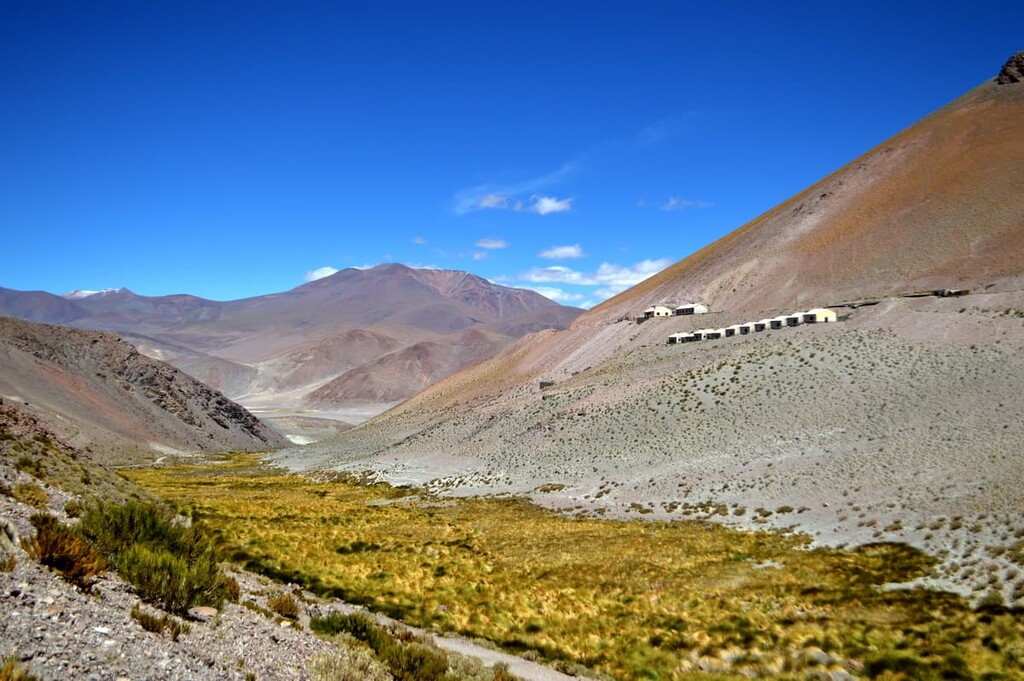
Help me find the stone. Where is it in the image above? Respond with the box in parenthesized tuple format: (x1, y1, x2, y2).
(996, 52, 1024, 85)
(188, 606, 218, 622)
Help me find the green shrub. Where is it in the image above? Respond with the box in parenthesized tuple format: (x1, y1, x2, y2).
(267, 592, 300, 619)
(310, 647, 390, 681)
(77, 500, 185, 556)
(116, 542, 233, 615)
(21, 514, 104, 590)
(310, 612, 448, 681)
(11, 483, 48, 509)
(77, 500, 236, 615)
(63, 499, 85, 518)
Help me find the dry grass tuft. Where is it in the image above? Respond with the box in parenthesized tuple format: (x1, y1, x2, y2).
(21, 514, 105, 590)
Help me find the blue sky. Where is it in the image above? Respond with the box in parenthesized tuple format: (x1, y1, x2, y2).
(1, 2, 1018, 308)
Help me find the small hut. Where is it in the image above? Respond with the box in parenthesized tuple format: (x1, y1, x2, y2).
(725, 324, 743, 337)
(784, 313, 803, 327)
(704, 328, 724, 340)
(674, 303, 709, 316)
(802, 308, 837, 323)
(753, 319, 772, 332)
(738, 322, 755, 335)
(769, 316, 787, 330)
(643, 305, 673, 319)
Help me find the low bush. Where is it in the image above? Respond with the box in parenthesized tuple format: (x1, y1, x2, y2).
(116, 542, 232, 615)
(310, 612, 448, 681)
(11, 483, 48, 509)
(130, 603, 190, 641)
(266, 592, 300, 619)
(63, 499, 85, 518)
(310, 646, 390, 681)
(21, 514, 104, 590)
(77, 500, 236, 615)
(0, 656, 39, 681)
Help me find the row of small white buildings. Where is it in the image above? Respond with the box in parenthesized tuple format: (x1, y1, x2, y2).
(666, 308, 838, 344)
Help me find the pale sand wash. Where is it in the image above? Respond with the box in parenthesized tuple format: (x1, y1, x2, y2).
(272, 293, 1024, 607)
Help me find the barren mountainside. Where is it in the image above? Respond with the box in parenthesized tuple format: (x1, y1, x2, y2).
(0, 317, 288, 460)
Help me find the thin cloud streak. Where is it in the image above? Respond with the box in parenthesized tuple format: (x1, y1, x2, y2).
(475, 238, 508, 249)
(539, 244, 584, 259)
(453, 161, 578, 215)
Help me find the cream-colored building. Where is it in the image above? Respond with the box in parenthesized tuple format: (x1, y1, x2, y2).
(802, 308, 838, 323)
(674, 303, 709, 315)
(643, 305, 674, 319)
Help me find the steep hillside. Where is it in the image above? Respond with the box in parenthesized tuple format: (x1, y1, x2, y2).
(273, 66, 1024, 606)
(0, 317, 288, 461)
(583, 76, 1024, 325)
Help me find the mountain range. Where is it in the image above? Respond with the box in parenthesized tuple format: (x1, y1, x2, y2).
(0, 264, 582, 436)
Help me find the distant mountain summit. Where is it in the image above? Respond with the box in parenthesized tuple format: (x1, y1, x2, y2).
(0, 264, 581, 421)
(62, 288, 129, 300)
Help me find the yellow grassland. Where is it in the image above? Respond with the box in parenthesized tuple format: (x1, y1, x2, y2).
(125, 456, 1024, 680)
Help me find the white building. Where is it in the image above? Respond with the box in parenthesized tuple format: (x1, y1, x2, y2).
(674, 303, 709, 315)
(643, 305, 674, 319)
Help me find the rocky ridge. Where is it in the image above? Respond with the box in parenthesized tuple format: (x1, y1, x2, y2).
(996, 50, 1024, 84)
(0, 317, 288, 462)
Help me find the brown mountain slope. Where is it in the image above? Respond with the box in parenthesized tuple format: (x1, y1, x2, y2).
(306, 328, 510, 406)
(0, 317, 288, 461)
(583, 78, 1024, 326)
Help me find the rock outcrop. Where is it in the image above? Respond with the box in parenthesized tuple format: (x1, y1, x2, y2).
(996, 51, 1024, 84)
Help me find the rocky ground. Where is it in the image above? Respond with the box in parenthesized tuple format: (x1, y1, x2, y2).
(273, 291, 1024, 609)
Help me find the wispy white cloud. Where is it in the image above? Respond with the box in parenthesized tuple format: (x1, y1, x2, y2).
(477, 194, 509, 209)
(528, 195, 572, 215)
(639, 196, 713, 211)
(452, 161, 578, 215)
(517, 258, 671, 301)
(504, 258, 670, 307)
(305, 266, 339, 282)
(475, 238, 508, 250)
(539, 244, 584, 259)
(472, 251, 488, 260)
(412, 236, 427, 244)
(662, 196, 712, 211)
(523, 286, 586, 304)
